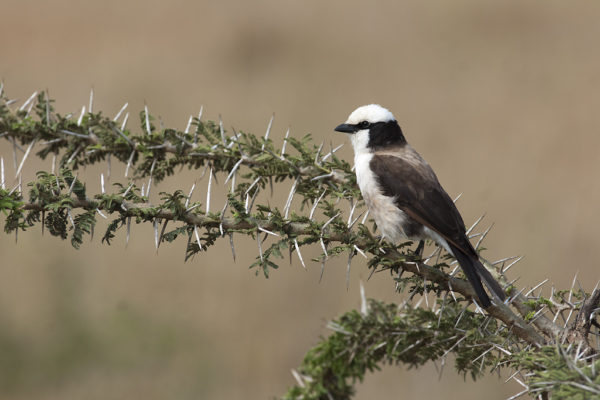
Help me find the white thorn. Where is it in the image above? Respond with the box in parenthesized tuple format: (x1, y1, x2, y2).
(10, 137, 17, 170)
(466, 213, 486, 235)
(294, 239, 306, 269)
(280, 127, 290, 158)
(506, 389, 529, 400)
(194, 225, 202, 250)
(194, 106, 203, 144)
(360, 281, 368, 315)
(348, 211, 365, 230)
(60, 129, 89, 139)
(231, 168, 237, 192)
(146, 158, 157, 197)
(206, 166, 213, 214)
(322, 212, 341, 230)
(347, 199, 358, 227)
(219, 198, 229, 236)
(354, 245, 367, 259)
(122, 182, 133, 198)
(502, 255, 523, 274)
(229, 233, 236, 261)
(186, 203, 200, 213)
(67, 209, 75, 229)
(19, 91, 38, 112)
(26, 97, 36, 116)
(491, 255, 519, 266)
(96, 209, 107, 219)
(321, 143, 344, 162)
(525, 279, 549, 297)
(107, 154, 111, 180)
(361, 209, 370, 225)
(219, 115, 226, 145)
(224, 158, 244, 185)
(314, 141, 324, 164)
(474, 222, 494, 250)
(77, 106, 86, 126)
(146, 178, 152, 198)
(88, 88, 94, 114)
(184, 115, 193, 134)
(67, 173, 78, 195)
(243, 191, 253, 214)
(100, 173, 105, 194)
(51, 154, 56, 175)
(144, 104, 151, 135)
(154, 219, 159, 249)
(244, 177, 261, 196)
(258, 226, 280, 237)
(121, 112, 129, 130)
(453, 192, 463, 203)
(126, 217, 131, 246)
(15, 139, 36, 178)
(320, 237, 328, 259)
(309, 190, 327, 220)
(261, 114, 274, 151)
(0, 156, 4, 189)
(311, 172, 334, 181)
(113, 102, 128, 121)
(125, 149, 135, 178)
(257, 230, 264, 262)
(290, 369, 306, 388)
(568, 272, 579, 304)
(185, 181, 196, 208)
(346, 251, 354, 289)
(283, 179, 298, 219)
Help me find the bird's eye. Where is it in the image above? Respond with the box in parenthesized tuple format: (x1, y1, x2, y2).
(358, 121, 370, 129)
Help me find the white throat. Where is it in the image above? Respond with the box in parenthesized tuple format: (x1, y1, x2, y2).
(348, 130, 371, 158)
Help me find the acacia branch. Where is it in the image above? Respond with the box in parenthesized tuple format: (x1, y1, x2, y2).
(1, 88, 599, 399)
(12, 193, 553, 348)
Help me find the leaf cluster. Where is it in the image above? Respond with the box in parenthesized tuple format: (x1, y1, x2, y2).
(283, 298, 507, 400)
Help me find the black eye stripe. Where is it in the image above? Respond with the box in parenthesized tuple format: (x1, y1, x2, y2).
(358, 121, 370, 129)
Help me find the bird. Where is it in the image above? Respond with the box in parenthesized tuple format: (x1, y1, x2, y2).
(335, 104, 505, 308)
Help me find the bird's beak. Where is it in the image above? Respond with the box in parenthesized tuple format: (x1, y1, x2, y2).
(334, 123, 356, 134)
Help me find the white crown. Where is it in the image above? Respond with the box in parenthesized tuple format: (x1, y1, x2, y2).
(345, 104, 395, 125)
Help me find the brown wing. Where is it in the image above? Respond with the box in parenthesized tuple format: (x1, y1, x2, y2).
(369, 154, 474, 254)
(370, 154, 506, 305)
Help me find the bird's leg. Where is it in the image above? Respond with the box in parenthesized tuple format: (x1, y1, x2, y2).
(414, 240, 425, 258)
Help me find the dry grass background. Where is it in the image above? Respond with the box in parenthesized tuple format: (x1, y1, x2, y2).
(1, 1, 599, 399)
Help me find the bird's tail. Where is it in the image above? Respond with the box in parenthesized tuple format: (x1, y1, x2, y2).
(448, 244, 506, 308)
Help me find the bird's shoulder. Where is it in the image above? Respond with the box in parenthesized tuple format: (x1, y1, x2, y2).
(370, 146, 438, 186)
(368, 149, 467, 235)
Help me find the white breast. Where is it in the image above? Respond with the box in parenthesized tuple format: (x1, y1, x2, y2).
(354, 153, 408, 242)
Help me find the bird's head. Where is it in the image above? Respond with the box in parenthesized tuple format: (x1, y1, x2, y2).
(335, 104, 405, 153)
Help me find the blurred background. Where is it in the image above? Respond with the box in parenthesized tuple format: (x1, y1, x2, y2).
(1, 0, 600, 398)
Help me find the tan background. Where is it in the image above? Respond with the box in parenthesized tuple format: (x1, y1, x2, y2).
(1, 1, 599, 399)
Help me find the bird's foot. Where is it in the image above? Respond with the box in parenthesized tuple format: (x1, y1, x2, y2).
(412, 240, 425, 259)
(415, 240, 425, 256)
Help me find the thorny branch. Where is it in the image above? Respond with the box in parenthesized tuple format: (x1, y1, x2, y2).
(1, 87, 599, 399)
